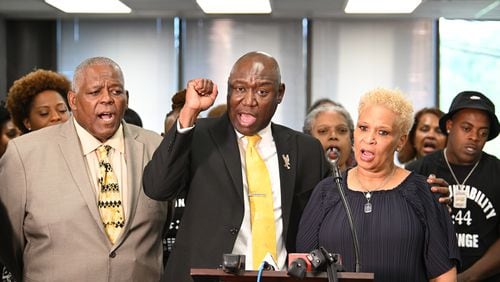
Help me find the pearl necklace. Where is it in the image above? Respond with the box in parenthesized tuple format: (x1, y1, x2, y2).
(354, 167, 396, 214)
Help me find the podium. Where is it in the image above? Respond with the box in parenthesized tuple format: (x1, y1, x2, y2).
(191, 268, 374, 281)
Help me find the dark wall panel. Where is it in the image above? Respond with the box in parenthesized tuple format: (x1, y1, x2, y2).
(6, 20, 57, 94)
(0, 18, 7, 101)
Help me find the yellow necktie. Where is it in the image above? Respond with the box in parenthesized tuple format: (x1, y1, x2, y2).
(245, 135, 277, 269)
(96, 145, 125, 244)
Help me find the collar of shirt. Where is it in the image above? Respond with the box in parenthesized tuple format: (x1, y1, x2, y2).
(235, 122, 274, 158)
(73, 117, 125, 155)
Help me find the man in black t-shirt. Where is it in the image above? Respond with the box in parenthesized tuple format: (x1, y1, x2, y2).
(407, 91, 500, 281)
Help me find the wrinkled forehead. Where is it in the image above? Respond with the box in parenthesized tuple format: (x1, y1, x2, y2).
(80, 64, 124, 86)
(229, 58, 280, 83)
(87, 64, 122, 79)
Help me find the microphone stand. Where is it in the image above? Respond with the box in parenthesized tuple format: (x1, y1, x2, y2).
(326, 149, 361, 272)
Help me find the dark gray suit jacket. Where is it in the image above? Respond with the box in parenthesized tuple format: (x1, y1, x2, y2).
(143, 114, 329, 282)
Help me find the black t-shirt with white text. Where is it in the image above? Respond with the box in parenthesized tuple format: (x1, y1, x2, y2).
(407, 150, 500, 281)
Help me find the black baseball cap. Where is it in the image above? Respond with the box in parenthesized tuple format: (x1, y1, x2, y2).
(439, 91, 499, 141)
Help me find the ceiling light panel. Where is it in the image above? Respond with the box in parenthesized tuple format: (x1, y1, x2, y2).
(345, 0, 422, 14)
(45, 0, 132, 14)
(196, 0, 272, 14)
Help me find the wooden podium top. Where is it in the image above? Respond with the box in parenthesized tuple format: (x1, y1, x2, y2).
(191, 268, 374, 282)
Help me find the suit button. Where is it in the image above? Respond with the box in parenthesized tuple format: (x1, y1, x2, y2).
(110, 251, 117, 258)
(230, 228, 238, 235)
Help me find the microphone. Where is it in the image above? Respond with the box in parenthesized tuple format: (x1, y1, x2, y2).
(255, 253, 276, 282)
(287, 257, 309, 279)
(325, 148, 361, 272)
(326, 146, 340, 162)
(308, 247, 343, 272)
(288, 253, 313, 277)
(287, 249, 343, 281)
(326, 148, 342, 181)
(287, 253, 313, 278)
(261, 252, 278, 271)
(222, 254, 245, 274)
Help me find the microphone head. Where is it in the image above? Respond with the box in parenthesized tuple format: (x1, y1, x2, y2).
(222, 254, 245, 273)
(287, 253, 313, 279)
(261, 252, 278, 271)
(325, 147, 341, 166)
(287, 258, 307, 279)
(288, 253, 312, 272)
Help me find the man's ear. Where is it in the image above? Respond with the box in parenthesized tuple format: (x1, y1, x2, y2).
(67, 91, 77, 111)
(277, 83, 285, 104)
(446, 119, 453, 134)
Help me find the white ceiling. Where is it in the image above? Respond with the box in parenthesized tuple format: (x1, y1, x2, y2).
(1, 0, 500, 20)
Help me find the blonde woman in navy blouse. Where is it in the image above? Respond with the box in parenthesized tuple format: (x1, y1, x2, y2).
(297, 88, 459, 281)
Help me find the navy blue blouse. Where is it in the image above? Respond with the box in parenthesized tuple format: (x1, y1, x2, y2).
(296, 170, 460, 281)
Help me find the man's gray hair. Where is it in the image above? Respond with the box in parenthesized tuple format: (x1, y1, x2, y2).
(72, 57, 124, 92)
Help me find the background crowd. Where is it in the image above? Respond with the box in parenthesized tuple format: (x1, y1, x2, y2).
(0, 52, 499, 282)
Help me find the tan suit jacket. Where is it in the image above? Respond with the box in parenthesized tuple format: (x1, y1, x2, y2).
(0, 118, 168, 282)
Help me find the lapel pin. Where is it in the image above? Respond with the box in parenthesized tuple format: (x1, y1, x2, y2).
(282, 154, 291, 170)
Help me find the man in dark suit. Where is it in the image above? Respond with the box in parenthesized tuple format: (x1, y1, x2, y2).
(143, 51, 330, 282)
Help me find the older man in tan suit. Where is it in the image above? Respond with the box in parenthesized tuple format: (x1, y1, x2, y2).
(0, 57, 183, 281)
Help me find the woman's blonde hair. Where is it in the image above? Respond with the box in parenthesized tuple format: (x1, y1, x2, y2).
(358, 88, 414, 136)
